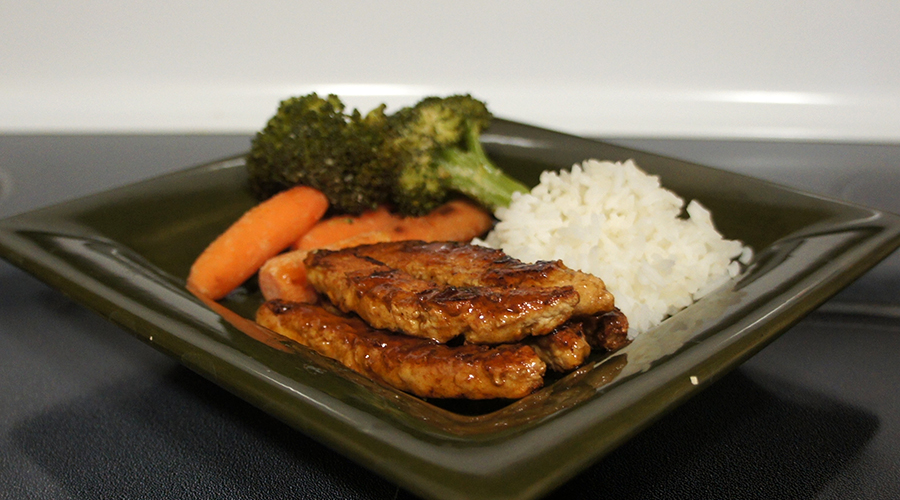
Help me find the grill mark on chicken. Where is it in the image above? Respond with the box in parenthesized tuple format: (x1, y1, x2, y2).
(305, 248, 580, 344)
(348, 240, 615, 316)
(256, 300, 547, 399)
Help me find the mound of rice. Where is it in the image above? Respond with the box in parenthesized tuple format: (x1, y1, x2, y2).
(478, 159, 751, 336)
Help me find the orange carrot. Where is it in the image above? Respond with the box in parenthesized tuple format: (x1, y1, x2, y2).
(258, 250, 319, 303)
(295, 199, 493, 250)
(187, 186, 329, 300)
(379, 199, 494, 242)
(260, 199, 494, 303)
(294, 205, 395, 250)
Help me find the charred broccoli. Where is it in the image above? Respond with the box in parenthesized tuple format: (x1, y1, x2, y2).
(246, 92, 527, 217)
(386, 95, 529, 215)
(246, 93, 394, 214)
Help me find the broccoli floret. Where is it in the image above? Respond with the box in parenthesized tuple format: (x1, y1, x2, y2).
(246, 93, 394, 214)
(386, 95, 528, 215)
(246, 92, 525, 217)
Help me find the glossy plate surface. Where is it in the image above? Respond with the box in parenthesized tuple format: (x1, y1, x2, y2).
(2, 120, 899, 500)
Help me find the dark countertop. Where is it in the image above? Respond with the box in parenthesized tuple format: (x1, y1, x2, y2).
(1, 135, 898, 499)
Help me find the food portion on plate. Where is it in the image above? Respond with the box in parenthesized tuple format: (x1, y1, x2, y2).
(479, 158, 754, 335)
(243, 92, 528, 217)
(187, 93, 750, 400)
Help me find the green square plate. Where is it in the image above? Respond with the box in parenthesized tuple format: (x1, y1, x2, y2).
(2, 120, 899, 500)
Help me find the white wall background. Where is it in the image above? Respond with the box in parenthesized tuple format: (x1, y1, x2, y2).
(3, 1, 899, 141)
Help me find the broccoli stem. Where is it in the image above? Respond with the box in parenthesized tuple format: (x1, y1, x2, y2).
(437, 127, 529, 210)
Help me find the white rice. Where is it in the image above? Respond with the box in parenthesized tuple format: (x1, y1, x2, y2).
(477, 159, 752, 336)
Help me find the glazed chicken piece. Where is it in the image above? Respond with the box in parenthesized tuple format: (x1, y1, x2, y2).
(526, 308, 631, 372)
(526, 322, 592, 372)
(256, 300, 547, 399)
(583, 308, 630, 352)
(304, 248, 580, 344)
(349, 240, 615, 316)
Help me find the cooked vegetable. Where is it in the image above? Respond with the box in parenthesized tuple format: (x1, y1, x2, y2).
(385, 95, 529, 215)
(295, 199, 493, 250)
(246, 92, 528, 217)
(257, 249, 319, 304)
(187, 185, 329, 300)
(293, 205, 396, 250)
(246, 93, 394, 215)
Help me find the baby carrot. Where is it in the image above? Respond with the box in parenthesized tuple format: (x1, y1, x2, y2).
(258, 249, 319, 303)
(295, 199, 493, 250)
(294, 205, 395, 250)
(381, 199, 494, 242)
(187, 185, 329, 300)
